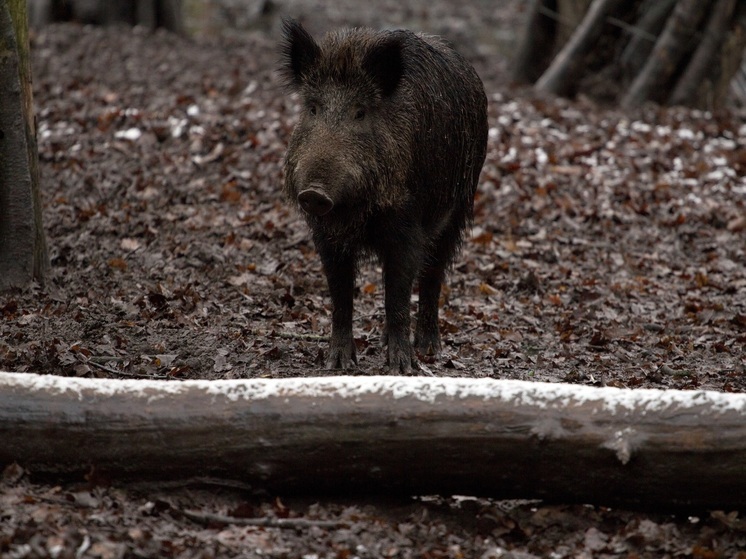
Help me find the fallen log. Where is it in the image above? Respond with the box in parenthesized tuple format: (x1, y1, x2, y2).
(1, 371, 745, 509)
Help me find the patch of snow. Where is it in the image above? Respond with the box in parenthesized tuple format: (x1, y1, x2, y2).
(114, 128, 142, 141)
(0, 372, 744, 416)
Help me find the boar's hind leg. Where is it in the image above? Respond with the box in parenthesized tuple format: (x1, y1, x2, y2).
(320, 250, 357, 370)
(415, 222, 464, 356)
(414, 262, 444, 356)
(382, 242, 422, 374)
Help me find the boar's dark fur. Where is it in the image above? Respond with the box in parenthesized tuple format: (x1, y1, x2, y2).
(281, 19, 488, 373)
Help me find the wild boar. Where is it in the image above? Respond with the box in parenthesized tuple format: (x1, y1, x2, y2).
(281, 19, 488, 372)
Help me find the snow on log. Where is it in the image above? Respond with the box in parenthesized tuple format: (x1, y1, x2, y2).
(1, 371, 745, 509)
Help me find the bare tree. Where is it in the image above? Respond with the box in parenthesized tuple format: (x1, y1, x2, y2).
(0, 0, 48, 290)
(28, 0, 184, 32)
(513, 0, 746, 109)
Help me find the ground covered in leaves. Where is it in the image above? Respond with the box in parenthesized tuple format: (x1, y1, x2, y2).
(2, 1, 746, 557)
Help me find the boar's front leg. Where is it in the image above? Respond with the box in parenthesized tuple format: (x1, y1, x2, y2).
(319, 248, 357, 370)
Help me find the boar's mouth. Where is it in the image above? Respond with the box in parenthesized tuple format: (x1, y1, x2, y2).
(297, 186, 334, 216)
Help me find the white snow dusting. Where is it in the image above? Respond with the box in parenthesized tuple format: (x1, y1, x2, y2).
(0, 372, 744, 416)
(114, 127, 142, 141)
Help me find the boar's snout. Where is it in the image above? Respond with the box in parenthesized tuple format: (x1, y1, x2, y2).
(298, 186, 334, 216)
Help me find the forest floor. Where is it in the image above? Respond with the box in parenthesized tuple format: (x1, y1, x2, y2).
(2, 1, 746, 557)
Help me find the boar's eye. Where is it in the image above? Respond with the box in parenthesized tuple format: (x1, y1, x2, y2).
(354, 108, 366, 121)
(308, 102, 319, 116)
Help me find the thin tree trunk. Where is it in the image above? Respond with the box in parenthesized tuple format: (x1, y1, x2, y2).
(0, 0, 49, 290)
(621, 0, 712, 109)
(158, 0, 183, 35)
(669, 0, 736, 107)
(619, 0, 677, 81)
(534, 0, 625, 96)
(2, 372, 746, 510)
(511, 0, 558, 84)
(722, 3, 746, 108)
(136, 0, 157, 29)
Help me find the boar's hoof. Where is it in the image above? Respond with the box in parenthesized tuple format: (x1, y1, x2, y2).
(298, 188, 334, 216)
(414, 330, 441, 356)
(386, 342, 418, 375)
(326, 340, 357, 370)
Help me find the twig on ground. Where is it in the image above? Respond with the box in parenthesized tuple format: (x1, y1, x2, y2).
(275, 331, 327, 341)
(182, 509, 352, 529)
(87, 360, 130, 376)
(129, 476, 257, 493)
(87, 359, 169, 380)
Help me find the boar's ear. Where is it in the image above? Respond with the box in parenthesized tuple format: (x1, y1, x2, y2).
(363, 33, 405, 97)
(280, 18, 320, 87)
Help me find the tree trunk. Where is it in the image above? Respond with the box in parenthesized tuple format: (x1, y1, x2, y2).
(516, 0, 746, 108)
(27, 0, 184, 32)
(0, 0, 49, 290)
(619, 0, 677, 80)
(535, 0, 626, 96)
(719, 3, 746, 109)
(621, 0, 712, 109)
(156, 0, 183, 35)
(668, 0, 736, 106)
(510, 0, 559, 84)
(2, 372, 746, 510)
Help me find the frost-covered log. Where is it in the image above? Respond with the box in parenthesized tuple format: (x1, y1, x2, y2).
(1, 372, 745, 509)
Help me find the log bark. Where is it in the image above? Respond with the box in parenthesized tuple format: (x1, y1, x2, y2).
(0, 0, 49, 289)
(534, 0, 625, 96)
(1, 372, 746, 510)
(621, 0, 712, 109)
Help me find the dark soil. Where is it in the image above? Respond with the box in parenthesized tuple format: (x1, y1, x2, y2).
(2, 1, 746, 557)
